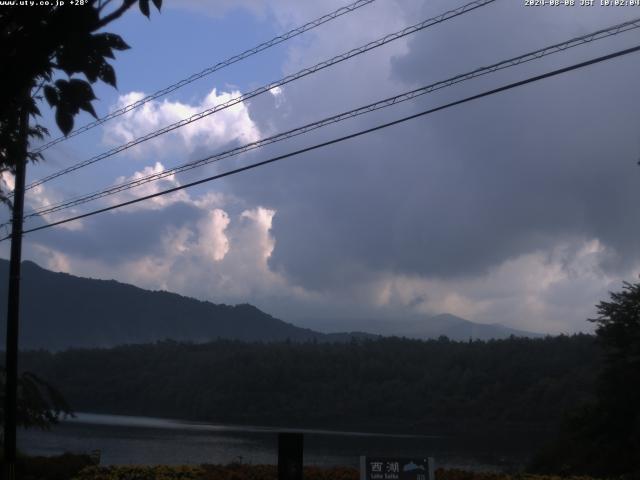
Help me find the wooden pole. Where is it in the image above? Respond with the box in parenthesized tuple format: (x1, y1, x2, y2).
(278, 432, 304, 480)
(3, 93, 29, 480)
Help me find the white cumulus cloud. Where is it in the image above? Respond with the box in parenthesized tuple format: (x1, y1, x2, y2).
(103, 89, 261, 159)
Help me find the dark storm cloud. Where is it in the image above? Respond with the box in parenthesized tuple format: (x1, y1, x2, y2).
(223, 1, 640, 291)
(31, 201, 204, 262)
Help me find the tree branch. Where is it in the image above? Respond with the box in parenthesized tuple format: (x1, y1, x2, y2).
(96, 0, 137, 29)
(98, 0, 116, 13)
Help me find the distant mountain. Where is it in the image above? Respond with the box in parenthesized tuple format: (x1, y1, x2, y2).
(0, 259, 539, 350)
(388, 313, 543, 341)
(299, 313, 543, 341)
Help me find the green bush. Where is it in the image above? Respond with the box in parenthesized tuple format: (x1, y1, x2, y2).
(69, 464, 607, 480)
(14, 453, 96, 480)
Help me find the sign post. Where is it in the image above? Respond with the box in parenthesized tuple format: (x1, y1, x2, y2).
(278, 433, 304, 480)
(360, 457, 434, 480)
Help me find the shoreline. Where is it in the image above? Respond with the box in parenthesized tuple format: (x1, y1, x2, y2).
(60, 410, 556, 439)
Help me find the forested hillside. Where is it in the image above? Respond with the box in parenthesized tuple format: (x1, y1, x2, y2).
(20, 335, 599, 433)
(0, 260, 326, 349)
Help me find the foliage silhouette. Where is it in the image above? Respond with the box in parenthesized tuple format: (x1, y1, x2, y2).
(531, 280, 640, 478)
(0, 0, 162, 454)
(0, 0, 162, 203)
(0, 369, 72, 431)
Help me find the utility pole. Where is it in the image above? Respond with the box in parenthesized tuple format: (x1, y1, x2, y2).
(3, 92, 30, 480)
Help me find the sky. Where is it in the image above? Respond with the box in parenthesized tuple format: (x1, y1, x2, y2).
(2, 0, 640, 335)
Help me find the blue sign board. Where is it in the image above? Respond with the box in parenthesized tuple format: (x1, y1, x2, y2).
(360, 457, 434, 480)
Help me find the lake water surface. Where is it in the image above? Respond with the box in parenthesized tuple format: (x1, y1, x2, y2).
(19, 413, 541, 472)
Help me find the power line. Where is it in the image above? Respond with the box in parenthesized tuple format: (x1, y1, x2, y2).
(22, 0, 496, 194)
(5, 43, 639, 241)
(22, 16, 640, 221)
(30, 0, 377, 155)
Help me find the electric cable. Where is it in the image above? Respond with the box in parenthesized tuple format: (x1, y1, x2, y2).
(21, 0, 496, 194)
(3, 43, 637, 241)
(22, 17, 640, 221)
(30, 0, 378, 155)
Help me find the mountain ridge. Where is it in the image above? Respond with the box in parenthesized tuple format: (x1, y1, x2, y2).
(0, 260, 330, 350)
(298, 312, 542, 342)
(0, 259, 541, 350)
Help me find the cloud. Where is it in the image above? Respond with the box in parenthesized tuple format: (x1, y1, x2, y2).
(1, 171, 15, 192)
(365, 237, 631, 333)
(197, 209, 230, 262)
(23, 164, 316, 313)
(210, 0, 640, 330)
(107, 161, 190, 211)
(16, 0, 640, 335)
(103, 89, 261, 160)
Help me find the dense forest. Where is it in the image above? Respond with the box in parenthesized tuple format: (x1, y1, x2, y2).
(19, 335, 599, 433)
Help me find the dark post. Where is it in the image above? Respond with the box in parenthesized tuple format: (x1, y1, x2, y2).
(278, 433, 303, 480)
(3, 95, 29, 480)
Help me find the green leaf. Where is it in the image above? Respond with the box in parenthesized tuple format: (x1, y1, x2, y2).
(55, 108, 74, 136)
(139, 0, 150, 18)
(26, 98, 41, 116)
(65, 78, 97, 103)
(56, 43, 93, 78)
(92, 33, 130, 59)
(98, 63, 117, 88)
(56, 32, 129, 81)
(27, 151, 44, 164)
(82, 56, 101, 83)
(30, 125, 49, 140)
(103, 33, 130, 51)
(30, 103, 41, 117)
(53, 79, 98, 133)
(79, 100, 98, 119)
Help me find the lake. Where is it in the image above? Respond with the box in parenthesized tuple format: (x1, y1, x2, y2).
(19, 413, 542, 472)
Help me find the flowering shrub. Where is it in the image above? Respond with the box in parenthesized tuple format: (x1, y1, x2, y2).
(72, 465, 206, 480)
(434, 469, 600, 480)
(70, 465, 606, 480)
